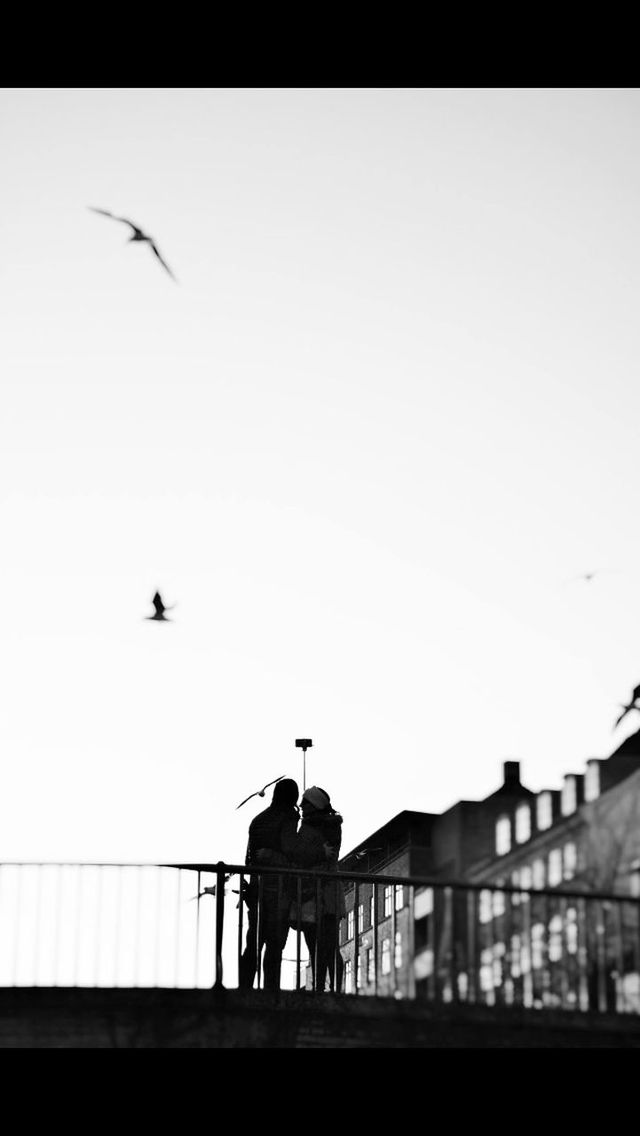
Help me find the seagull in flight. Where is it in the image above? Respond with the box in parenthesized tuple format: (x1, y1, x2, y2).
(236, 775, 286, 810)
(614, 684, 640, 730)
(146, 591, 175, 622)
(88, 207, 177, 281)
(354, 847, 384, 861)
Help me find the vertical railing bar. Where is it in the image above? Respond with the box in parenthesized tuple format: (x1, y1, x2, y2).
(541, 890, 550, 1008)
(133, 866, 143, 989)
(214, 862, 225, 989)
(613, 897, 624, 1013)
(633, 901, 640, 1012)
(73, 864, 83, 988)
(373, 879, 379, 997)
(32, 865, 43, 986)
(294, 875, 302, 990)
(153, 867, 162, 989)
(113, 866, 123, 989)
(523, 887, 533, 1008)
(407, 883, 416, 1000)
(93, 866, 104, 988)
(485, 889, 495, 1007)
(391, 881, 397, 998)
(444, 885, 454, 1002)
(256, 871, 264, 990)
(314, 876, 321, 993)
(596, 898, 607, 1013)
(426, 886, 435, 1002)
(502, 885, 512, 1007)
(52, 865, 63, 988)
(466, 887, 476, 1004)
(237, 870, 245, 989)
(354, 880, 360, 998)
(173, 868, 182, 989)
(11, 867, 23, 987)
(195, 869, 201, 988)
(559, 896, 569, 1010)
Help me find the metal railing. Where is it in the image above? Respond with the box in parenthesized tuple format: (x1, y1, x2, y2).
(0, 861, 638, 1014)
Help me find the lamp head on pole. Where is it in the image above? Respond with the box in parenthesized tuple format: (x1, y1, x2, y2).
(295, 739, 312, 791)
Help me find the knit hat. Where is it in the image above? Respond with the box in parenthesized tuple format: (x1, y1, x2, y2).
(302, 786, 331, 811)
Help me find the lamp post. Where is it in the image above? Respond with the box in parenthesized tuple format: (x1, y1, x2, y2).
(295, 738, 312, 791)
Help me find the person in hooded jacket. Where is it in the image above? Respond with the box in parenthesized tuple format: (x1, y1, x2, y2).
(284, 785, 345, 993)
(238, 777, 300, 991)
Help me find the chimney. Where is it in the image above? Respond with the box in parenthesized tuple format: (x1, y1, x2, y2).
(503, 760, 521, 788)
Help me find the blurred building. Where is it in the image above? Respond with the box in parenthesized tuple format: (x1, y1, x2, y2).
(338, 726, 640, 1005)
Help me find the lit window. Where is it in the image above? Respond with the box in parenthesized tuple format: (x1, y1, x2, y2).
(585, 761, 600, 803)
(414, 887, 433, 919)
(531, 923, 544, 968)
(369, 894, 375, 927)
(344, 959, 353, 993)
(563, 842, 577, 880)
(383, 885, 393, 917)
(381, 938, 391, 975)
(357, 903, 364, 933)
(566, 907, 578, 953)
(532, 859, 545, 889)
(536, 792, 553, 831)
(520, 865, 532, 893)
(347, 909, 354, 940)
(549, 914, 563, 962)
(515, 804, 531, 844)
(356, 955, 362, 989)
(479, 890, 493, 923)
(394, 931, 402, 968)
(561, 777, 577, 816)
(548, 848, 562, 886)
(395, 884, 404, 911)
(496, 816, 511, 855)
(367, 947, 375, 982)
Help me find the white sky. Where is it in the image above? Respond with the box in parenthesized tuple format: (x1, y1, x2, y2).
(2, 87, 640, 866)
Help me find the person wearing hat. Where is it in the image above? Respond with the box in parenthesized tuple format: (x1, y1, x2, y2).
(238, 777, 300, 991)
(284, 785, 345, 993)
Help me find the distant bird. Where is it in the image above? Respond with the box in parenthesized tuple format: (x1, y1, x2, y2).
(236, 775, 286, 810)
(614, 684, 640, 730)
(354, 847, 384, 861)
(146, 591, 175, 622)
(88, 207, 177, 281)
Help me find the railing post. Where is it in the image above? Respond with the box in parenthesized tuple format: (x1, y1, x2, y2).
(214, 861, 226, 989)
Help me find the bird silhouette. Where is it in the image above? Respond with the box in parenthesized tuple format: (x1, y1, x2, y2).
(146, 591, 175, 621)
(354, 847, 384, 861)
(88, 207, 177, 281)
(614, 684, 640, 729)
(236, 775, 286, 810)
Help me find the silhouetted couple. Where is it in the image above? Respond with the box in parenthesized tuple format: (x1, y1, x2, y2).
(238, 779, 345, 993)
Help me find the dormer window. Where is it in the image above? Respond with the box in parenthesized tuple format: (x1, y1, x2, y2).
(536, 791, 553, 831)
(515, 804, 531, 844)
(495, 815, 511, 856)
(584, 761, 600, 802)
(561, 776, 577, 816)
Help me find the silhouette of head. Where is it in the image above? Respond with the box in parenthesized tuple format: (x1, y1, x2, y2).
(272, 778, 299, 807)
(301, 786, 331, 813)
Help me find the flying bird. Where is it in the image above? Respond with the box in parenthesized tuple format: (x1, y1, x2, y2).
(236, 775, 286, 810)
(88, 207, 177, 281)
(146, 591, 175, 621)
(614, 684, 640, 730)
(354, 847, 384, 861)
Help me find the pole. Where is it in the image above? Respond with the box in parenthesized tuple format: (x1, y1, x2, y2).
(295, 739, 312, 794)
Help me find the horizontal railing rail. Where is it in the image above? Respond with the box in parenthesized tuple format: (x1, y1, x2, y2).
(0, 861, 638, 1014)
